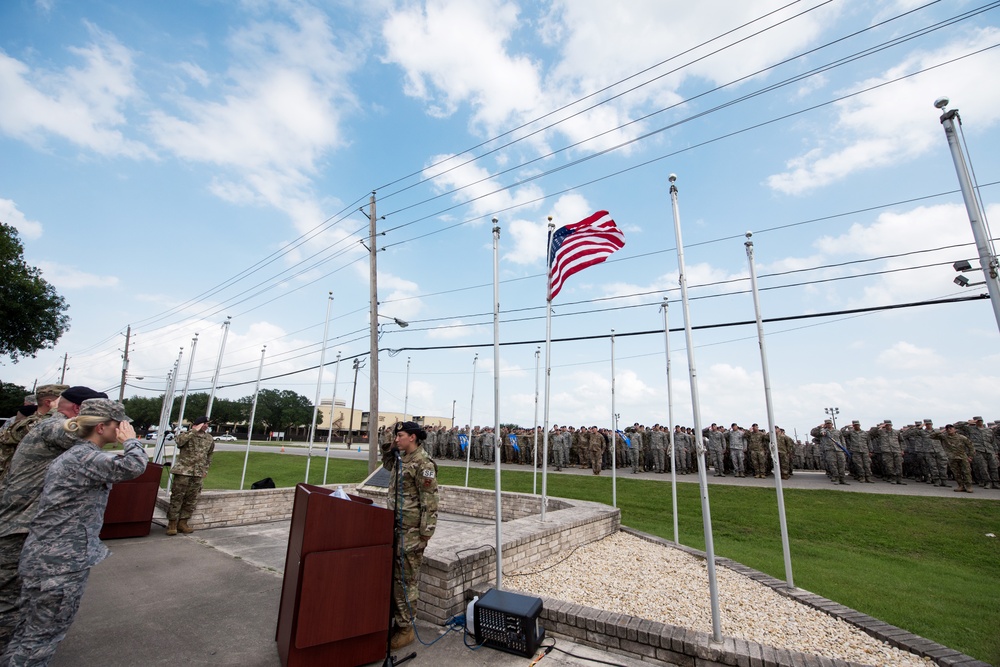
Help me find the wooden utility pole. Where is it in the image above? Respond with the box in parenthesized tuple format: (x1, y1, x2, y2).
(348, 358, 363, 447)
(367, 192, 379, 472)
(59, 354, 68, 384)
(118, 325, 132, 402)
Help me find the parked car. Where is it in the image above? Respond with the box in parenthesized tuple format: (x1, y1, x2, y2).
(214, 434, 238, 442)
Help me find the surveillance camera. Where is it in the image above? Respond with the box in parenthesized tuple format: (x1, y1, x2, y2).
(668, 173, 677, 183)
(934, 97, 949, 110)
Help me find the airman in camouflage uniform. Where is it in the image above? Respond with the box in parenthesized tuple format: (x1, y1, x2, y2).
(166, 416, 215, 536)
(649, 425, 666, 474)
(931, 424, 975, 492)
(775, 427, 795, 480)
(704, 425, 727, 477)
(0, 385, 107, 651)
(1, 399, 146, 666)
(0, 386, 67, 483)
(627, 425, 643, 473)
(586, 426, 604, 475)
(811, 420, 848, 484)
(381, 421, 438, 650)
(870, 420, 905, 485)
(746, 424, 770, 479)
(841, 420, 874, 483)
(727, 425, 746, 477)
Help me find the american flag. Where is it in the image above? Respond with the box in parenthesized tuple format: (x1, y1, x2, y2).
(547, 210, 625, 301)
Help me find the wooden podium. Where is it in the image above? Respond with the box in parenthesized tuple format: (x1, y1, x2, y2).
(276, 484, 394, 667)
(100, 462, 164, 539)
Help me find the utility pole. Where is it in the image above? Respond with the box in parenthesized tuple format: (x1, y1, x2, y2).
(367, 191, 380, 473)
(348, 358, 363, 447)
(59, 354, 68, 384)
(118, 325, 132, 401)
(936, 97, 1000, 335)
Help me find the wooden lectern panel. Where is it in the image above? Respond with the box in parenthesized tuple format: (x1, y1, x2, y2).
(295, 545, 392, 648)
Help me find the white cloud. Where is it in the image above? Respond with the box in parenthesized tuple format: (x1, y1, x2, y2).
(876, 341, 943, 370)
(147, 5, 363, 236)
(0, 199, 43, 240)
(384, 1, 835, 154)
(35, 261, 120, 289)
(0, 23, 151, 158)
(382, 0, 542, 127)
(768, 27, 1000, 194)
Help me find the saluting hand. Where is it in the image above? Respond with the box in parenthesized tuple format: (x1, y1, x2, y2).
(117, 422, 137, 443)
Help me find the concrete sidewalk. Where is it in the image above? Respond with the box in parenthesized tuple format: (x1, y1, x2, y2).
(50, 518, 648, 667)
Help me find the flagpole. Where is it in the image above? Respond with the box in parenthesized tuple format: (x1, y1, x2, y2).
(241, 346, 266, 490)
(541, 217, 555, 522)
(492, 219, 503, 589)
(669, 173, 722, 642)
(661, 298, 679, 544)
(323, 351, 342, 485)
(306, 292, 333, 484)
(403, 357, 411, 421)
(610, 329, 617, 508)
(465, 353, 478, 487)
(532, 346, 540, 495)
(165, 344, 189, 493)
(205, 316, 231, 419)
(745, 232, 794, 589)
(167, 334, 198, 491)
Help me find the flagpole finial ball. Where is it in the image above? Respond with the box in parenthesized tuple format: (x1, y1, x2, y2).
(934, 96, 949, 109)
(668, 173, 677, 183)
(492, 217, 498, 223)
(745, 231, 752, 239)
(547, 216, 553, 222)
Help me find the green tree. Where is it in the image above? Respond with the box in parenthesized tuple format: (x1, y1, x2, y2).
(122, 395, 164, 431)
(239, 389, 312, 437)
(0, 223, 70, 362)
(0, 381, 31, 417)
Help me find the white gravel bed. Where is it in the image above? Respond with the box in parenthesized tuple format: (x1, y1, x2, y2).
(506, 532, 931, 667)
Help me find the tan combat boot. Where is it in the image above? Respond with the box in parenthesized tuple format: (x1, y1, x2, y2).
(166, 520, 178, 536)
(177, 519, 194, 534)
(390, 627, 414, 650)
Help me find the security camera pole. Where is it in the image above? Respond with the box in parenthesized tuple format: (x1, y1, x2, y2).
(936, 97, 1000, 335)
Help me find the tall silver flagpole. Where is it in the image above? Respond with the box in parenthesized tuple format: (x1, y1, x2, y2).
(464, 353, 478, 487)
(745, 233, 795, 588)
(403, 357, 411, 421)
(205, 316, 232, 419)
(541, 218, 555, 521)
(306, 292, 334, 483)
(323, 351, 342, 485)
(163, 348, 185, 491)
(167, 334, 198, 491)
(669, 173, 722, 642)
(241, 346, 267, 490)
(661, 298, 679, 544)
(492, 219, 504, 589)
(174, 334, 199, 437)
(533, 346, 540, 495)
(610, 329, 617, 508)
(153, 355, 180, 465)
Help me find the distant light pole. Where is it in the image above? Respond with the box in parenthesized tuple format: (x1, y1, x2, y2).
(824, 407, 840, 429)
(348, 358, 364, 447)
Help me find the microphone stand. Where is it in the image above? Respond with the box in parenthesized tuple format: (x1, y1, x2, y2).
(383, 448, 416, 667)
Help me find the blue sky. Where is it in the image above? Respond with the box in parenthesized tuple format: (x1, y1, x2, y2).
(2, 0, 999, 437)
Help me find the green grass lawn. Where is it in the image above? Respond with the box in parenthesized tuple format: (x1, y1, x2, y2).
(188, 452, 1000, 663)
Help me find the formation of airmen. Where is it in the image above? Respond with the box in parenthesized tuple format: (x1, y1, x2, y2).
(382, 416, 1000, 491)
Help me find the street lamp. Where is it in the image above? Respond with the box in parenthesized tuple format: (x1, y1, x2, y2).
(824, 407, 840, 429)
(377, 313, 409, 328)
